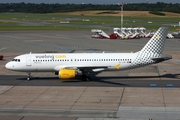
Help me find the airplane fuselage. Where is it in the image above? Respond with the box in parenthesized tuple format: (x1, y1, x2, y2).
(6, 53, 138, 72)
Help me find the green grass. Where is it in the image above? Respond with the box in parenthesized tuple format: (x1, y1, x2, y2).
(0, 21, 19, 24)
(0, 26, 91, 31)
(0, 13, 64, 20)
(0, 13, 180, 31)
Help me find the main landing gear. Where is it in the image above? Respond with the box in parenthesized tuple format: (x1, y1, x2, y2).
(81, 74, 91, 81)
(80, 71, 92, 81)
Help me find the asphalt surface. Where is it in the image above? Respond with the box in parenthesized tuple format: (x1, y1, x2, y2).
(0, 74, 180, 87)
(0, 30, 180, 120)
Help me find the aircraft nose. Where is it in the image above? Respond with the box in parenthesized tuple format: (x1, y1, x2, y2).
(5, 62, 13, 70)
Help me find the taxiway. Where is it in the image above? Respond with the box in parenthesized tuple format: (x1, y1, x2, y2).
(0, 30, 180, 120)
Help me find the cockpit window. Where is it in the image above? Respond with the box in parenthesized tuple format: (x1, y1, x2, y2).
(12, 59, 20, 62)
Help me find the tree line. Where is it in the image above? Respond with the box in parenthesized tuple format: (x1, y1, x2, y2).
(0, 2, 179, 14)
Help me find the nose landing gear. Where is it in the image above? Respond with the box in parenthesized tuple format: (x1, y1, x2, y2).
(27, 72, 31, 81)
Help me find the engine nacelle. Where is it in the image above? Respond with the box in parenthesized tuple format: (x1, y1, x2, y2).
(59, 69, 76, 79)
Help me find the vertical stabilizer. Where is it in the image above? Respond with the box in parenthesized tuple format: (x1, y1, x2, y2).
(128, 27, 170, 69)
(140, 27, 168, 54)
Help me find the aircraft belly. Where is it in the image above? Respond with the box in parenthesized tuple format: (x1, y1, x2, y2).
(21, 62, 56, 72)
(117, 63, 131, 70)
(35, 64, 55, 72)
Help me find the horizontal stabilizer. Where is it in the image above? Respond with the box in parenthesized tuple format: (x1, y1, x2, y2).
(151, 54, 172, 63)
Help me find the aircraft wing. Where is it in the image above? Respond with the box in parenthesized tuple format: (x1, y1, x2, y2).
(54, 65, 112, 72)
(68, 65, 109, 72)
(69, 50, 76, 53)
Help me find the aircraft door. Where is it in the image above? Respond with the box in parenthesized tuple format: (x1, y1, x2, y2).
(26, 55, 32, 66)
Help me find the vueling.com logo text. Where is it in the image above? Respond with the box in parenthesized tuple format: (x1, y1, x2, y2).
(54, 55, 66, 59)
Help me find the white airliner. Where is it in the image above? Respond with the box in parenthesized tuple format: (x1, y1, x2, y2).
(5, 27, 172, 81)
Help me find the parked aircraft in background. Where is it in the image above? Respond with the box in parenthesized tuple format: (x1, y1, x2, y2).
(5, 27, 172, 81)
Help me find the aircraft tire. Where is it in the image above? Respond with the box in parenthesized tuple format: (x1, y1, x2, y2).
(86, 76, 91, 81)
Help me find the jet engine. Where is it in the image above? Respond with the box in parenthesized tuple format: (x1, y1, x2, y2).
(58, 69, 76, 79)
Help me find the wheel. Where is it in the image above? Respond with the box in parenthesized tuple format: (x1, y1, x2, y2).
(27, 72, 31, 81)
(81, 75, 87, 81)
(86, 76, 91, 81)
(81, 75, 86, 79)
